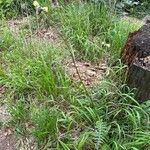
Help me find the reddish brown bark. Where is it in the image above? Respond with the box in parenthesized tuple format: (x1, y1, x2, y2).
(121, 23, 150, 66)
(121, 23, 150, 102)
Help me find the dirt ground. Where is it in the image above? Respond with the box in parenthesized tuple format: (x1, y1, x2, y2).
(0, 128, 16, 150)
(65, 60, 107, 86)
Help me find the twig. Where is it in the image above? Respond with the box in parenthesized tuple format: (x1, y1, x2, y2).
(58, 33, 94, 107)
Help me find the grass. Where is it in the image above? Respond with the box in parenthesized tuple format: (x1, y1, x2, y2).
(54, 2, 113, 61)
(0, 1, 150, 149)
(51, 2, 141, 62)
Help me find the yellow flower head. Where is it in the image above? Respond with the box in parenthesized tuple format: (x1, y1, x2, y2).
(33, 1, 40, 7)
(42, 7, 48, 13)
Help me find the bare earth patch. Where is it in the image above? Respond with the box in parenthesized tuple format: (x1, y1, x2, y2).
(0, 104, 11, 123)
(0, 85, 6, 96)
(0, 128, 16, 150)
(0, 105, 37, 150)
(65, 60, 107, 86)
(0, 104, 16, 150)
(33, 27, 58, 41)
(7, 18, 63, 48)
(7, 19, 22, 33)
(29, 27, 65, 48)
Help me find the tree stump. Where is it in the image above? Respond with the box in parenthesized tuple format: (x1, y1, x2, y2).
(121, 23, 150, 102)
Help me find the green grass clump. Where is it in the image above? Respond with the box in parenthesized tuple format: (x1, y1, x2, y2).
(54, 2, 113, 61)
(31, 107, 57, 140)
(1, 28, 70, 99)
(110, 18, 141, 59)
(0, 27, 16, 51)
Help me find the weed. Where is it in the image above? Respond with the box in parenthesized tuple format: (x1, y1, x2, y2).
(31, 107, 57, 140)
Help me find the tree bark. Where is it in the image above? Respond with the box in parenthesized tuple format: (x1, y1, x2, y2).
(127, 62, 150, 102)
(121, 23, 150, 102)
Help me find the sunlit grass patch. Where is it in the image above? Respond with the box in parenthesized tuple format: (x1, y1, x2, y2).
(54, 2, 113, 61)
(110, 17, 142, 59)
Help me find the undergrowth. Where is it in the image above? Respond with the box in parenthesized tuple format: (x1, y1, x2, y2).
(51, 2, 140, 61)
(0, 1, 150, 150)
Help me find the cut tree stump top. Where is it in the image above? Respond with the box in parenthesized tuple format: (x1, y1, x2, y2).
(121, 23, 150, 66)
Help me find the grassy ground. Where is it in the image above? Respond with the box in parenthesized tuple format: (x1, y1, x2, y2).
(0, 1, 150, 150)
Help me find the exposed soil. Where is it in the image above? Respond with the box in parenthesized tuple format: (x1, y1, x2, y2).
(0, 105, 11, 123)
(65, 60, 107, 86)
(7, 19, 22, 33)
(0, 128, 16, 150)
(0, 85, 6, 96)
(7, 18, 63, 48)
(0, 104, 16, 150)
(16, 136, 37, 150)
(0, 105, 37, 150)
(32, 27, 58, 41)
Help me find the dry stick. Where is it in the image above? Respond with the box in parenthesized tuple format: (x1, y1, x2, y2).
(38, 12, 94, 107)
(34, 12, 93, 105)
(59, 33, 94, 107)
